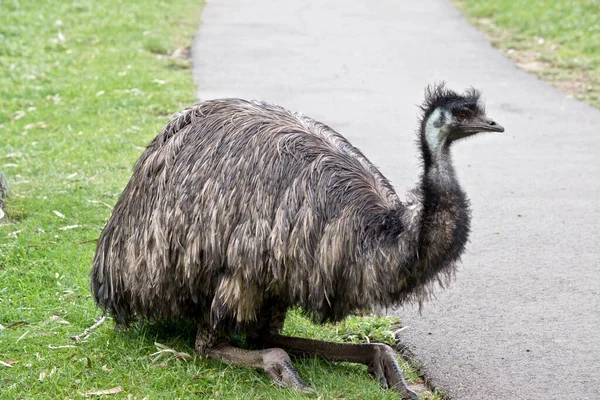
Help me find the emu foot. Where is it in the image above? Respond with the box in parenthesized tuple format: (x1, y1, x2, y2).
(262, 348, 316, 394)
(201, 340, 315, 394)
(264, 334, 419, 399)
(368, 344, 419, 400)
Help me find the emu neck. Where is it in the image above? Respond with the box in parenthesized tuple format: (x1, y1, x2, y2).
(418, 135, 470, 268)
(421, 108, 460, 192)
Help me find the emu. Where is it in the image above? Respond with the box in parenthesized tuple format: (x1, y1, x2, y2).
(91, 83, 503, 398)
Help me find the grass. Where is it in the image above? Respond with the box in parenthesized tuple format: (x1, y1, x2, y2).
(0, 0, 439, 398)
(455, 0, 600, 108)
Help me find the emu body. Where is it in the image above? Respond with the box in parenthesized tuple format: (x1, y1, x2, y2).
(91, 84, 503, 398)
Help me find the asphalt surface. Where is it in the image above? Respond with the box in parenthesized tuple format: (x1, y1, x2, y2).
(192, 1, 600, 398)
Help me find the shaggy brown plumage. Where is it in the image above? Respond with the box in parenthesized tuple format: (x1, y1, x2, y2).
(0, 170, 7, 209)
(90, 83, 503, 398)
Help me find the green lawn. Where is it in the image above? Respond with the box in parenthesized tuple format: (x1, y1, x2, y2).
(456, 0, 600, 107)
(0, 1, 436, 398)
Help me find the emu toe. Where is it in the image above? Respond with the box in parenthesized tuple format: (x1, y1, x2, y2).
(202, 341, 316, 395)
(263, 348, 315, 394)
(367, 344, 419, 400)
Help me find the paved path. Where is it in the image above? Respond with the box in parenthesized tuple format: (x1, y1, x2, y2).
(192, 1, 600, 398)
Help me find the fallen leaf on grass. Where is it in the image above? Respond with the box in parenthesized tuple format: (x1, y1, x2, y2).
(82, 386, 123, 397)
(102, 364, 112, 372)
(9, 229, 23, 237)
(38, 367, 58, 381)
(124, 88, 142, 96)
(0, 360, 18, 368)
(41, 315, 70, 327)
(50, 31, 65, 44)
(150, 342, 193, 363)
(53, 210, 66, 219)
(59, 224, 80, 231)
(47, 94, 61, 104)
(24, 121, 47, 131)
(13, 110, 26, 120)
(7, 321, 28, 329)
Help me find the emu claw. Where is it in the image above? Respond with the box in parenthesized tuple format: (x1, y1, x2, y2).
(264, 348, 316, 394)
(367, 344, 419, 399)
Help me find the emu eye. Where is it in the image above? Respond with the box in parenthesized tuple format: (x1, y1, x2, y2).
(457, 112, 468, 122)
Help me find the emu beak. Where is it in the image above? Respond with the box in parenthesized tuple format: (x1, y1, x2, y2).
(467, 115, 505, 133)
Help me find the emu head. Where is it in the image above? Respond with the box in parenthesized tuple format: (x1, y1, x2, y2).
(420, 83, 504, 152)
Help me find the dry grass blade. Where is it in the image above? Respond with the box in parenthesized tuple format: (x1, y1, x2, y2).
(9, 229, 23, 237)
(78, 238, 99, 245)
(59, 224, 80, 231)
(70, 316, 107, 342)
(16, 330, 30, 343)
(150, 342, 193, 362)
(393, 326, 409, 336)
(87, 199, 113, 210)
(41, 315, 70, 327)
(82, 386, 123, 397)
(53, 210, 66, 219)
(38, 366, 57, 381)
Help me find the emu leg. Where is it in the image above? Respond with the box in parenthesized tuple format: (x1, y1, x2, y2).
(265, 334, 419, 400)
(195, 326, 312, 392)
